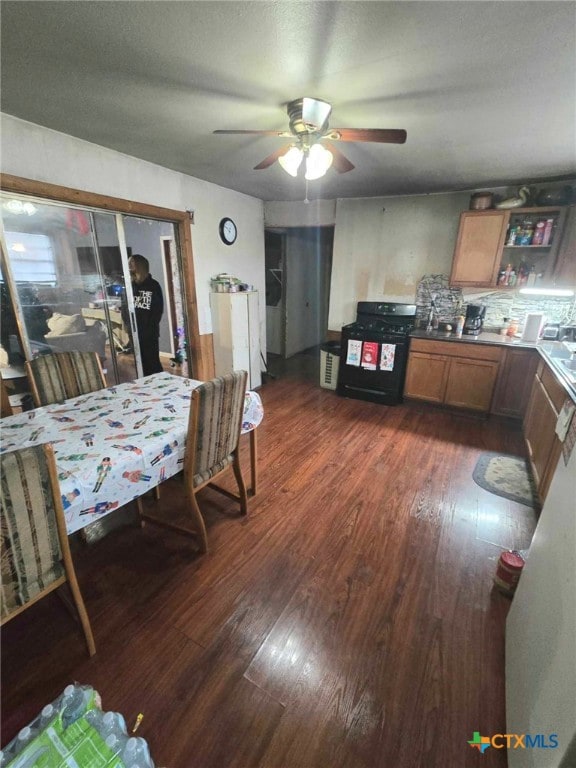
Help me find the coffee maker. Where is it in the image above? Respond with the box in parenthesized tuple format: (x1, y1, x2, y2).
(463, 304, 486, 336)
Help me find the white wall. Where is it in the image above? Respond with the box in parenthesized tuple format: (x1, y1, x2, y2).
(265, 199, 336, 228)
(328, 193, 470, 329)
(506, 446, 576, 768)
(0, 114, 267, 356)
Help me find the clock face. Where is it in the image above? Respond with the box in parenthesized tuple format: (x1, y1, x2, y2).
(219, 217, 237, 245)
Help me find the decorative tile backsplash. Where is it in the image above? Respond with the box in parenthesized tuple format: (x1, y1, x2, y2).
(416, 274, 576, 330)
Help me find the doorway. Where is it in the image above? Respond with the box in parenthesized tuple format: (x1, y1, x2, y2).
(265, 226, 334, 359)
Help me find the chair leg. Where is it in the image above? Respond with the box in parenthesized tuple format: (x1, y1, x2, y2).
(136, 497, 145, 527)
(232, 451, 248, 516)
(65, 568, 96, 657)
(187, 490, 209, 554)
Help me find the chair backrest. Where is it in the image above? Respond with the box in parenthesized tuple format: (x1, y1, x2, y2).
(26, 354, 68, 406)
(26, 351, 105, 406)
(57, 350, 106, 398)
(1, 377, 13, 418)
(186, 371, 248, 486)
(0, 444, 95, 655)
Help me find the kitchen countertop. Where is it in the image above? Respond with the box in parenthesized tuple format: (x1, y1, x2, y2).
(410, 329, 576, 400)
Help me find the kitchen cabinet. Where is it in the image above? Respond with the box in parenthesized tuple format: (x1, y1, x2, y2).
(551, 204, 576, 287)
(449, 207, 568, 288)
(449, 211, 509, 287)
(523, 359, 566, 502)
(491, 347, 539, 418)
(404, 339, 502, 412)
(210, 291, 261, 389)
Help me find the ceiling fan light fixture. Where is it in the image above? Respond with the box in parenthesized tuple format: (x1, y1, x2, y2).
(305, 143, 333, 180)
(278, 146, 304, 177)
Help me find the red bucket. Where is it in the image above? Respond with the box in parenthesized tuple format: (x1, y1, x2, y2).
(494, 551, 525, 596)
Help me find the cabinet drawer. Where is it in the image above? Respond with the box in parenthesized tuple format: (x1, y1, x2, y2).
(409, 338, 502, 362)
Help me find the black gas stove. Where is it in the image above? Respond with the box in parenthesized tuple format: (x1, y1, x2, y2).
(336, 302, 417, 405)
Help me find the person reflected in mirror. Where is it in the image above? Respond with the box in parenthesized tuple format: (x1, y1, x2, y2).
(129, 254, 164, 376)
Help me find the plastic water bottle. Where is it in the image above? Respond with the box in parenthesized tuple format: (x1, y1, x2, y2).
(39, 703, 56, 728)
(61, 684, 91, 728)
(121, 736, 155, 768)
(86, 709, 127, 740)
(105, 732, 127, 761)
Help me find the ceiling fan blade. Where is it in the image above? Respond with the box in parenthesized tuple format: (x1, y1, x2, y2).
(253, 143, 293, 170)
(214, 129, 292, 137)
(323, 141, 355, 174)
(328, 128, 407, 144)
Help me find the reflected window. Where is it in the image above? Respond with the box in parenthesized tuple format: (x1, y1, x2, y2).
(4, 232, 56, 284)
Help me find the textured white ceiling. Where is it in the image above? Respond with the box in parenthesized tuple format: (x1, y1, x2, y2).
(1, 1, 575, 202)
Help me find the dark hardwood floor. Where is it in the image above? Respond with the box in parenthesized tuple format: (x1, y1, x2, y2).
(1, 349, 537, 767)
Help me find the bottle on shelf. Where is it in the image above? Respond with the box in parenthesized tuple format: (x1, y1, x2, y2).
(508, 269, 517, 288)
(506, 224, 521, 245)
(503, 263, 513, 286)
(542, 218, 555, 246)
(526, 266, 537, 287)
(531, 220, 546, 245)
(517, 219, 534, 245)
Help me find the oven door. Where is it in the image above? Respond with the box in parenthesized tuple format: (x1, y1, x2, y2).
(336, 325, 409, 405)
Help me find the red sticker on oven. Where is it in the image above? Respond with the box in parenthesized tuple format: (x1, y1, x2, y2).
(361, 341, 378, 370)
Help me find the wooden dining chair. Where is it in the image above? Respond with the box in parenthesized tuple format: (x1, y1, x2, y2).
(26, 351, 106, 407)
(1, 377, 13, 418)
(0, 444, 96, 656)
(25, 354, 68, 407)
(57, 350, 106, 398)
(139, 371, 248, 553)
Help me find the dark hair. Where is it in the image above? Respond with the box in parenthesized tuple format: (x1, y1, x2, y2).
(130, 254, 149, 272)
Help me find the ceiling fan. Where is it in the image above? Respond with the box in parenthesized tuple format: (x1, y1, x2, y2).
(214, 97, 407, 179)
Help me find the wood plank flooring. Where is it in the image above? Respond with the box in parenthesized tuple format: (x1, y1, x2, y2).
(1, 355, 537, 767)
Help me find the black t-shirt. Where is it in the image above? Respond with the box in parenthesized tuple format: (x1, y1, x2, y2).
(132, 274, 163, 342)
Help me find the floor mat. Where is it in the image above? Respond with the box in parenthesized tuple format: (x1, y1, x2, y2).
(473, 452, 537, 508)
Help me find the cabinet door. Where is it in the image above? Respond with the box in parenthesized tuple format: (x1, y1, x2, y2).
(551, 204, 576, 287)
(404, 353, 449, 403)
(450, 211, 509, 287)
(444, 358, 499, 411)
(524, 375, 559, 493)
(491, 348, 539, 418)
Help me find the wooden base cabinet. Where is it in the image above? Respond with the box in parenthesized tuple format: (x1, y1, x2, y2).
(492, 348, 539, 418)
(403, 352, 449, 403)
(404, 339, 502, 412)
(524, 360, 566, 503)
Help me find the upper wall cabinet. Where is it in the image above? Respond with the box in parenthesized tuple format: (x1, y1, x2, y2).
(449, 206, 571, 288)
(449, 210, 509, 287)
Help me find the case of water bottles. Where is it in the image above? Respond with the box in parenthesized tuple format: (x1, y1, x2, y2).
(0, 684, 155, 768)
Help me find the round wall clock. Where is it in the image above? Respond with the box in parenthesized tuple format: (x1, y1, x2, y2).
(219, 217, 237, 245)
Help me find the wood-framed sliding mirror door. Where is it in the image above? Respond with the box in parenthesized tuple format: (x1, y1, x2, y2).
(0, 174, 208, 382)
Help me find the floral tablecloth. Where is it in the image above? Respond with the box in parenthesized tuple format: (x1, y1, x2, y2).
(0, 372, 263, 534)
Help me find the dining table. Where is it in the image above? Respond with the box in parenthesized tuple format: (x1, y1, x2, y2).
(0, 372, 263, 535)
